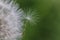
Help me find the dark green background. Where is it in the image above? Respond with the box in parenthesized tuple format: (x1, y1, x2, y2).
(16, 0, 60, 40)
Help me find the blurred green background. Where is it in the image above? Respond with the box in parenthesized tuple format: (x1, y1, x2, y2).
(16, 0, 60, 40)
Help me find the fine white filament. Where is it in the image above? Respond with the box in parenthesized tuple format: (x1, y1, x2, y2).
(0, 0, 23, 40)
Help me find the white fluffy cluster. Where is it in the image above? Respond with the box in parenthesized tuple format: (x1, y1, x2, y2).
(0, 0, 23, 40)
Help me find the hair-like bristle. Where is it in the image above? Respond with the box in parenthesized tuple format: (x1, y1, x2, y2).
(0, 0, 23, 40)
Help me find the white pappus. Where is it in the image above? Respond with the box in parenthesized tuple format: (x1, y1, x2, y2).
(0, 0, 23, 40)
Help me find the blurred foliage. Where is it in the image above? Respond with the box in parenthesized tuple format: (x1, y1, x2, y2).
(15, 0, 60, 40)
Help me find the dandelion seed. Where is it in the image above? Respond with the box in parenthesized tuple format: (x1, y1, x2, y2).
(0, 0, 23, 40)
(24, 10, 40, 24)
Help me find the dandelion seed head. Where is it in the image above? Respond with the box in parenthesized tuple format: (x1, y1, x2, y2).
(0, 0, 23, 40)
